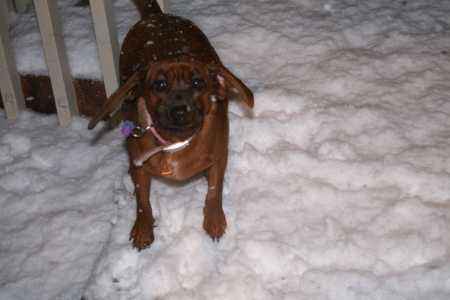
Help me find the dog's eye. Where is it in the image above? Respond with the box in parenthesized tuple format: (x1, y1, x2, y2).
(191, 78, 205, 90)
(153, 80, 167, 92)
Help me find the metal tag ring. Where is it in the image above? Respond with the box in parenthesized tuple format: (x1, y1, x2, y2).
(131, 126, 150, 138)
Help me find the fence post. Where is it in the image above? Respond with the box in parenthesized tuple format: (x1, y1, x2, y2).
(157, 0, 171, 13)
(13, 0, 28, 13)
(34, 0, 79, 127)
(90, 0, 122, 128)
(0, 0, 26, 120)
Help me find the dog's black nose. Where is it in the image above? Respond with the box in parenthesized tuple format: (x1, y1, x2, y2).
(170, 105, 191, 125)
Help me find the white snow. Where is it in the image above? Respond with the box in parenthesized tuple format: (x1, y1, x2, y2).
(2, 0, 450, 299)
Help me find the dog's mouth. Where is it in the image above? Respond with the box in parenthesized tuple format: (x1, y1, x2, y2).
(157, 103, 203, 134)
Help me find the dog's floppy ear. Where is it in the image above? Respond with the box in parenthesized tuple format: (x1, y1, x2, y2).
(88, 68, 148, 129)
(216, 66, 254, 109)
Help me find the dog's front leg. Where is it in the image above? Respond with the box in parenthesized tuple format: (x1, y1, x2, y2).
(203, 153, 228, 241)
(129, 164, 155, 250)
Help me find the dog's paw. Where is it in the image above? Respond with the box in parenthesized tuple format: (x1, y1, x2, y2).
(203, 206, 227, 241)
(130, 217, 155, 251)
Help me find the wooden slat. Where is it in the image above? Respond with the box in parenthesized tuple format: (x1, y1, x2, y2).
(4, 0, 14, 26)
(0, 0, 26, 120)
(90, 0, 122, 128)
(34, 0, 78, 127)
(13, 0, 28, 13)
(157, 0, 171, 13)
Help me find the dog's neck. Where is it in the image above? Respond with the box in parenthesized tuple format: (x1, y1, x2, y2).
(127, 98, 201, 166)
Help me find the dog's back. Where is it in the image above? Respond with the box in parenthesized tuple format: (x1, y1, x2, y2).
(120, 0, 222, 83)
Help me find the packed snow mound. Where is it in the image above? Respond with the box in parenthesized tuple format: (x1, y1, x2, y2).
(2, 0, 450, 299)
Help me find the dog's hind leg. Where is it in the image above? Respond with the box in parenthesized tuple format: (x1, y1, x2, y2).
(129, 164, 155, 250)
(203, 153, 228, 241)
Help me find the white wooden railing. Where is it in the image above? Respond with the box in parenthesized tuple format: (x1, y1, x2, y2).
(0, 0, 170, 127)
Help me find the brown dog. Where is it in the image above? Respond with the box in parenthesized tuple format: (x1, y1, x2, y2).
(88, 0, 253, 250)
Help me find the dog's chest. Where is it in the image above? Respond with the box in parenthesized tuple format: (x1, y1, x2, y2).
(149, 150, 213, 181)
(141, 134, 226, 182)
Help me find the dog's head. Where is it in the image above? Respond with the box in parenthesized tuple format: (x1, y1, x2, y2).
(88, 55, 254, 137)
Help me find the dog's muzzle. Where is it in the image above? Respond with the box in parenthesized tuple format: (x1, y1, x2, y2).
(159, 93, 202, 131)
(169, 104, 193, 126)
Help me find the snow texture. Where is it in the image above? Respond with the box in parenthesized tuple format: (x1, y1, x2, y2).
(2, 0, 450, 299)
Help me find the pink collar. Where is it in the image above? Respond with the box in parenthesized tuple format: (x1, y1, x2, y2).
(122, 109, 199, 167)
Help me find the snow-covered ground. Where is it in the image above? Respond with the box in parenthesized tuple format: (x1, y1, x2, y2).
(2, 0, 450, 299)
